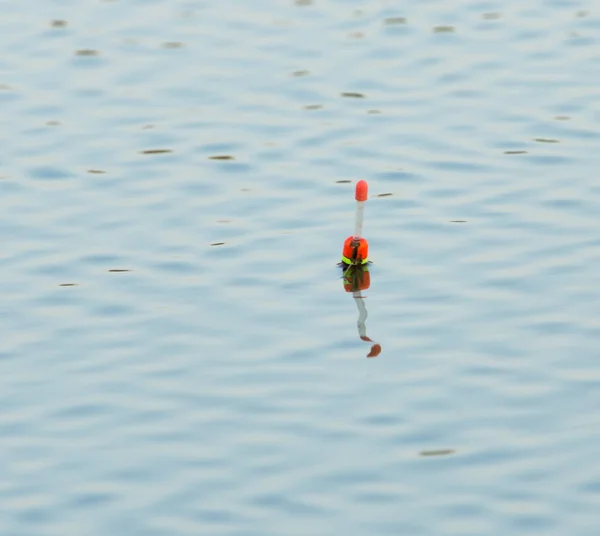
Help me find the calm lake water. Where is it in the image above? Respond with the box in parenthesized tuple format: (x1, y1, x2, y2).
(2, 0, 600, 534)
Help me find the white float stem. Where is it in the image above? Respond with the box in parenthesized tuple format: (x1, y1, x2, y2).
(353, 201, 365, 240)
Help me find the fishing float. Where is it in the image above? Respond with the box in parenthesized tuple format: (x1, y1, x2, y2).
(341, 179, 369, 266)
(339, 180, 381, 357)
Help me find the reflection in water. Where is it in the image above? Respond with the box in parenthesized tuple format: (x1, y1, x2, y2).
(341, 265, 381, 358)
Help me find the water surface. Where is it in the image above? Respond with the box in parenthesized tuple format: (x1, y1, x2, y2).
(2, 1, 600, 534)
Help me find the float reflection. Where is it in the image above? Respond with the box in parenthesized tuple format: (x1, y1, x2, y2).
(341, 264, 381, 358)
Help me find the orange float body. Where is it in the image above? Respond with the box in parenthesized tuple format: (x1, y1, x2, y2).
(341, 236, 369, 266)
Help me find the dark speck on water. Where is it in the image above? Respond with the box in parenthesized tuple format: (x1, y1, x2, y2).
(75, 49, 99, 56)
(140, 149, 172, 155)
(384, 17, 407, 25)
(341, 92, 365, 98)
(420, 449, 456, 457)
(209, 155, 235, 160)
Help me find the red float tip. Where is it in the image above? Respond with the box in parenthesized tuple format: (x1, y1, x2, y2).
(355, 180, 368, 202)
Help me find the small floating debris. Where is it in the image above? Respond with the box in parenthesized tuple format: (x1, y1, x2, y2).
(59, 283, 78, 287)
(209, 155, 235, 160)
(87, 169, 106, 174)
(294, 0, 313, 5)
(534, 138, 559, 143)
(504, 150, 528, 154)
(51, 20, 68, 28)
(341, 92, 365, 98)
(336, 180, 352, 184)
(384, 17, 407, 25)
(450, 220, 467, 223)
(555, 116, 570, 121)
(140, 149, 172, 155)
(433, 26, 455, 33)
(420, 449, 455, 457)
(367, 109, 381, 114)
(210, 242, 225, 246)
(108, 269, 130, 272)
(291, 70, 310, 77)
(75, 49, 99, 56)
(46, 120, 61, 126)
(376, 193, 393, 197)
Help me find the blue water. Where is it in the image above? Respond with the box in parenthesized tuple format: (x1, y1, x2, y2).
(2, 1, 600, 534)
